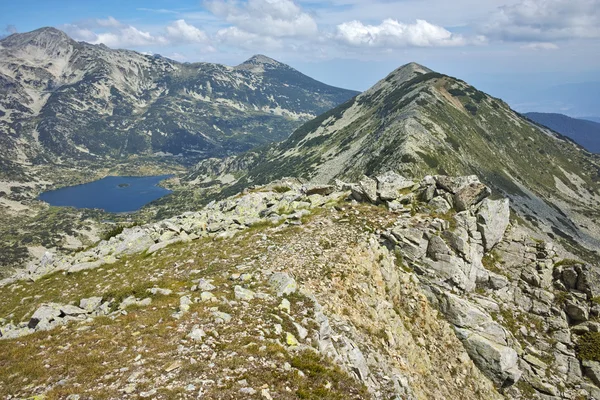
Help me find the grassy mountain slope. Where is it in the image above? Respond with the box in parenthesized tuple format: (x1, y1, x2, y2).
(188, 63, 600, 259)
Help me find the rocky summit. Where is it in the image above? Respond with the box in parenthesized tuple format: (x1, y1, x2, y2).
(0, 27, 357, 164)
(1, 171, 600, 399)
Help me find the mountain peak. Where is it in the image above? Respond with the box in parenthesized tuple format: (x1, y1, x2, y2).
(243, 54, 283, 65)
(387, 61, 433, 83)
(1, 26, 72, 49)
(235, 54, 288, 72)
(363, 61, 434, 97)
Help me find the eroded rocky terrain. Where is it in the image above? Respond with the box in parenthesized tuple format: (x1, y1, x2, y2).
(2, 172, 599, 399)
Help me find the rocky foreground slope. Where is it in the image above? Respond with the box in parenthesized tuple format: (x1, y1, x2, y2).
(1, 172, 599, 399)
(0, 27, 357, 165)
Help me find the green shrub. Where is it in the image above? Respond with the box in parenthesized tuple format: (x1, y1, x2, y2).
(448, 88, 466, 97)
(102, 225, 125, 241)
(577, 332, 600, 361)
(464, 103, 478, 115)
(554, 258, 581, 268)
(272, 186, 291, 193)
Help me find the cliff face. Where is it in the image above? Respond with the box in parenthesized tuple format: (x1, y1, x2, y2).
(1, 172, 598, 399)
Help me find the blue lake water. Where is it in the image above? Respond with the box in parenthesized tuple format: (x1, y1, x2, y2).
(38, 175, 173, 213)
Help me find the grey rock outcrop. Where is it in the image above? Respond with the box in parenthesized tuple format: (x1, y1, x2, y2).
(477, 198, 510, 251)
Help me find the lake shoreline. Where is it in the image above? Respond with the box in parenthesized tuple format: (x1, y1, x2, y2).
(38, 175, 174, 213)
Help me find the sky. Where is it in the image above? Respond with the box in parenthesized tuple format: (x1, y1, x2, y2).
(1, 0, 599, 117)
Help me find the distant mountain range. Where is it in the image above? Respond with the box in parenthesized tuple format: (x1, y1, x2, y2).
(0, 27, 358, 165)
(525, 112, 600, 153)
(583, 117, 600, 124)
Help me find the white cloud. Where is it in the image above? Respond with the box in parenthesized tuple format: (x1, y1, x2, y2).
(165, 19, 209, 43)
(483, 0, 600, 42)
(137, 8, 180, 14)
(205, 0, 318, 38)
(216, 26, 283, 50)
(63, 18, 209, 48)
(335, 19, 467, 48)
(93, 26, 168, 47)
(521, 42, 559, 50)
(95, 16, 123, 28)
(61, 24, 100, 42)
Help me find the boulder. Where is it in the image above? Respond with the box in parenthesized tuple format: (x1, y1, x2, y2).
(268, 273, 297, 297)
(28, 304, 62, 330)
(454, 182, 491, 211)
(79, 297, 103, 312)
(456, 328, 522, 387)
(427, 235, 453, 261)
(440, 293, 492, 330)
(434, 175, 480, 194)
(429, 197, 451, 214)
(304, 184, 336, 196)
(187, 326, 206, 342)
(565, 301, 589, 322)
(234, 285, 255, 301)
(197, 279, 216, 292)
(113, 227, 155, 256)
(477, 198, 510, 251)
(358, 176, 378, 203)
(59, 304, 87, 317)
(375, 171, 414, 201)
(147, 238, 182, 255)
(583, 360, 600, 386)
(147, 288, 173, 296)
(577, 264, 600, 299)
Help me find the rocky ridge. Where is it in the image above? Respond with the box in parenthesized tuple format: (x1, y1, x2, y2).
(185, 62, 600, 263)
(1, 172, 599, 399)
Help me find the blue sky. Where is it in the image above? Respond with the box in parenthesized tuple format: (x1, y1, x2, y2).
(2, 0, 599, 116)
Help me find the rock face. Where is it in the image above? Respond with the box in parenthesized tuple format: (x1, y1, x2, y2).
(477, 198, 510, 251)
(0, 28, 358, 163)
(1, 172, 599, 400)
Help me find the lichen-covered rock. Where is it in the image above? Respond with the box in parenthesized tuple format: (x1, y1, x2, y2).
(454, 182, 491, 211)
(113, 227, 155, 256)
(456, 328, 522, 387)
(234, 285, 255, 301)
(375, 171, 414, 201)
(477, 198, 510, 251)
(435, 175, 480, 194)
(28, 303, 62, 329)
(268, 272, 297, 296)
(358, 175, 378, 203)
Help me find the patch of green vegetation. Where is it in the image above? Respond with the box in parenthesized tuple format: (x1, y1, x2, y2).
(272, 185, 292, 193)
(554, 259, 581, 268)
(515, 380, 536, 398)
(577, 332, 600, 361)
(101, 225, 125, 241)
(464, 103, 478, 115)
(554, 291, 569, 306)
(291, 350, 369, 399)
(416, 151, 439, 169)
(448, 88, 466, 97)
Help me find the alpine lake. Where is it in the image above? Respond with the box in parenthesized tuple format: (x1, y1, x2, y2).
(38, 175, 173, 213)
